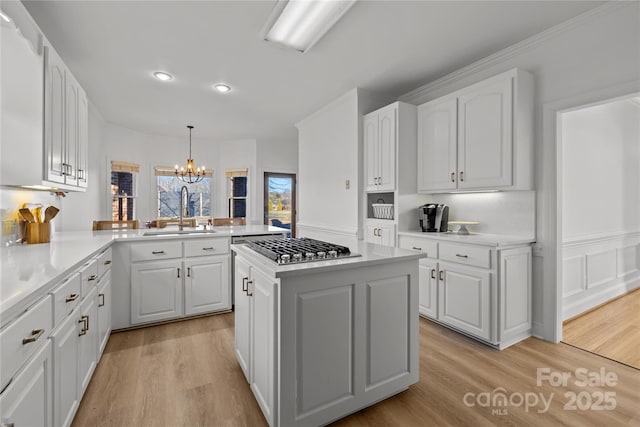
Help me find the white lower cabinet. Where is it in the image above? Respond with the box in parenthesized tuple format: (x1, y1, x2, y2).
(97, 271, 112, 358)
(77, 287, 98, 397)
(51, 306, 81, 427)
(399, 233, 532, 349)
(365, 220, 396, 246)
(131, 259, 183, 324)
(234, 256, 252, 381)
(0, 340, 53, 427)
(185, 255, 229, 316)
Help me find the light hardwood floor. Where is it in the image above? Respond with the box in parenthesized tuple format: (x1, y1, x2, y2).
(563, 289, 640, 369)
(73, 313, 640, 427)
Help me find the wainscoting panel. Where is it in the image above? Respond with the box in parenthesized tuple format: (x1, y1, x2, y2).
(563, 232, 640, 320)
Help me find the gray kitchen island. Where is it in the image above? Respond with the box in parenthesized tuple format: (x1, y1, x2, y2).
(232, 238, 425, 427)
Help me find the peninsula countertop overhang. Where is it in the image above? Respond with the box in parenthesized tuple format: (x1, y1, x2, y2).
(0, 225, 287, 327)
(231, 240, 427, 279)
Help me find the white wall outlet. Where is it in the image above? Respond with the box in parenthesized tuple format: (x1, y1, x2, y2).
(345, 180, 350, 189)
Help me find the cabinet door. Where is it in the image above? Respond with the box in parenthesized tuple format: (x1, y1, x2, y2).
(44, 45, 66, 184)
(234, 256, 252, 381)
(417, 97, 457, 192)
(377, 106, 396, 191)
(250, 267, 276, 426)
(0, 340, 53, 427)
(76, 88, 89, 188)
(185, 255, 230, 316)
(131, 259, 183, 325)
(97, 272, 112, 358)
(418, 259, 438, 319)
(364, 224, 380, 244)
(51, 306, 80, 427)
(364, 114, 379, 191)
(378, 222, 396, 247)
(63, 73, 79, 186)
(438, 263, 491, 341)
(457, 77, 513, 189)
(78, 287, 98, 397)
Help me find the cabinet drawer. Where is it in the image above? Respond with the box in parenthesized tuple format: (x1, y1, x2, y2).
(50, 272, 81, 327)
(184, 238, 229, 257)
(0, 295, 52, 391)
(130, 241, 182, 262)
(398, 235, 438, 258)
(439, 242, 491, 269)
(79, 258, 99, 297)
(97, 247, 113, 278)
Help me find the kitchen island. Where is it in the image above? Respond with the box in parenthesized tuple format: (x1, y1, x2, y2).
(232, 240, 425, 427)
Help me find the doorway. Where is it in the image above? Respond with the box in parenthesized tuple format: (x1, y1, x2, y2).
(264, 172, 296, 237)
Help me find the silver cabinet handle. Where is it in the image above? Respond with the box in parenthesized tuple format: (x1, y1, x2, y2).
(459, 171, 464, 182)
(22, 328, 45, 345)
(439, 270, 444, 281)
(66, 293, 79, 303)
(78, 315, 88, 336)
(98, 293, 105, 307)
(451, 172, 455, 182)
(177, 268, 181, 278)
(246, 280, 253, 296)
(202, 247, 215, 251)
(152, 250, 165, 255)
(104, 260, 112, 265)
(242, 277, 248, 293)
(456, 254, 468, 258)
(88, 274, 97, 281)
(187, 267, 191, 277)
(431, 269, 436, 279)
(412, 246, 422, 251)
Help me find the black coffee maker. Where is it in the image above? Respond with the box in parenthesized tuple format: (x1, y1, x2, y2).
(419, 204, 449, 232)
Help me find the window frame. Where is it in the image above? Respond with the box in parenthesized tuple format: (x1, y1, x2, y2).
(155, 166, 214, 220)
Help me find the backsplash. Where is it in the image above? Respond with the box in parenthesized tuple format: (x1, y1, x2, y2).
(0, 188, 62, 245)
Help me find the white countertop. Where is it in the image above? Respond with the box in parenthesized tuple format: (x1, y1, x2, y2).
(232, 240, 426, 279)
(0, 225, 287, 327)
(398, 230, 535, 247)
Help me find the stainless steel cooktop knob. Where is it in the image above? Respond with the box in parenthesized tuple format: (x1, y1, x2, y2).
(305, 252, 315, 260)
(328, 250, 338, 258)
(292, 253, 303, 262)
(316, 251, 326, 259)
(280, 254, 291, 263)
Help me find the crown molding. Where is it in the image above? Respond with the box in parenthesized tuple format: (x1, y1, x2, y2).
(399, 2, 631, 104)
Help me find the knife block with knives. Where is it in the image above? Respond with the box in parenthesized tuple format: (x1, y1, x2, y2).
(19, 205, 59, 244)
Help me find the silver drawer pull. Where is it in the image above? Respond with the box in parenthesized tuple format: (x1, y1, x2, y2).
(104, 260, 112, 265)
(22, 329, 45, 345)
(88, 274, 97, 281)
(202, 247, 215, 251)
(66, 293, 79, 303)
(98, 293, 105, 307)
(78, 315, 88, 336)
(152, 250, 165, 255)
(412, 246, 422, 251)
(456, 254, 468, 258)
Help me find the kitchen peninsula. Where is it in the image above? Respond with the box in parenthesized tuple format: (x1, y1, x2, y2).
(232, 239, 425, 427)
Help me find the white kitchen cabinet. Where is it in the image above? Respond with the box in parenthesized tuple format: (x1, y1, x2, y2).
(365, 220, 396, 247)
(418, 258, 438, 319)
(364, 105, 396, 192)
(417, 68, 533, 193)
(51, 306, 81, 427)
(184, 255, 229, 316)
(398, 233, 532, 349)
(234, 256, 252, 381)
(76, 90, 89, 188)
(97, 271, 112, 358)
(131, 259, 183, 325)
(438, 262, 492, 341)
(0, 340, 53, 427)
(78, 287, 98, 397)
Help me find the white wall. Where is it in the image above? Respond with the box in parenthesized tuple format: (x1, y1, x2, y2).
(399, 2, 640, 340)
(562, 98, 640, 240)
(561, 97, 640, 319)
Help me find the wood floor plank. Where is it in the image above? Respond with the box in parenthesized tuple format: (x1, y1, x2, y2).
(563, 288, 640, 368)
(73, 313, 639, 427)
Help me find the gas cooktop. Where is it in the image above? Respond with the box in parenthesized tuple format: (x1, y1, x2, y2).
(245, 237, 360, 265)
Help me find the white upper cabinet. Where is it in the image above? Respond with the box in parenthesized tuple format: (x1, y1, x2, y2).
(364, 104, 396, 192)
(417, 68, 533, 193)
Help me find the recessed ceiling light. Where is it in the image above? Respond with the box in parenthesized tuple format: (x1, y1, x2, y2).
(0, 11, 12, 23)
(153, 71, 173, 81)
(214, 83, 231, 93)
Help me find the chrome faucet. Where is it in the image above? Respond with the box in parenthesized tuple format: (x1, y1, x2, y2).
(179, 185, 189, 231)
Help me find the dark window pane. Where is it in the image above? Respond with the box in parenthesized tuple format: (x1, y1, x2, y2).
(232, 177, 247, 197)
(231, 199, 246, 218)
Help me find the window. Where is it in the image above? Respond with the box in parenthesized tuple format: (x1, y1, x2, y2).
(227, 169, 248, 218)
(111, 161, 139, 220)
(155, 167, 213, 219)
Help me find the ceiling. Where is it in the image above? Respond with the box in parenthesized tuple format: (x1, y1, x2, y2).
(24, 1, 603, 143)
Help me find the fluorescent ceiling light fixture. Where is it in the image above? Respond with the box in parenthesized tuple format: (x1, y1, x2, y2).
(153, 71, 173, 81)
(214, 83, 231, 93)
(0, 11, 11, 23)
(262, 0, 357, 53)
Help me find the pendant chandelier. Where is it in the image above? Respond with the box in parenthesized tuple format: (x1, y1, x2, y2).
(175, 125, 205, 184)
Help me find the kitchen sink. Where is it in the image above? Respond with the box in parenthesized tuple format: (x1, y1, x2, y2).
(143, 229, 216, 236)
